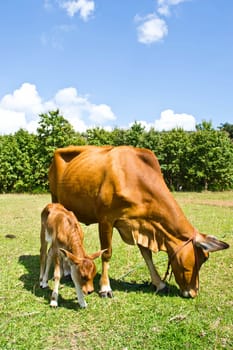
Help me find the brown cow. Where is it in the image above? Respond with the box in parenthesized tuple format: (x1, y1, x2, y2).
(40, 203, 103, 308)
(49, 145, 229, 298)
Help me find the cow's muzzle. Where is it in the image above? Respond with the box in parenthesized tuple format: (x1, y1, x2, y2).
(181, 289, 198, 298)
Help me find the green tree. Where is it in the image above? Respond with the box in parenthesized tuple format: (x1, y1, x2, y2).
(196, 120, 214, 131)
(0, 134, 19, 192)
(219, 122, 233, 140)
(0, 130, 38, 192)
(0, 115, 233, 193)
(124, 122, 146, 147)
(85, 127, 113, 145)
(110, 127, 127, 146)
(36, 110, 83, 190)
(13, 129, 39, 192)
(188, 127, 233, 190)
(141, 128, 160, 154)
(157, 129, 191, 190)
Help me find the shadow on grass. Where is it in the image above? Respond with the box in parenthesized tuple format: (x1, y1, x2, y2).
(108, 275, 180, 298)
(18, 254, 180, 310)
(18, 254, 79, 310)
(18, 254, 50, 303)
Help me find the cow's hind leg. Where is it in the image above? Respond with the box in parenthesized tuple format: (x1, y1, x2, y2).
(98, 221, 113, 298)
(138, 245, 167, 293)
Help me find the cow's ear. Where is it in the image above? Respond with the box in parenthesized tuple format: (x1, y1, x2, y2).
(88, 249, 107, 260)
(194, 233, 229, 252)
(59, 248, 83, 265)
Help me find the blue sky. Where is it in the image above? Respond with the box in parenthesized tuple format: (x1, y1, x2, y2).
(0, 0, 233, 134)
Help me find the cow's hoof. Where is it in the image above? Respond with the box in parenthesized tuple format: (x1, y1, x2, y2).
(99, 290, 113, 298)
(156, 284, 169, 295)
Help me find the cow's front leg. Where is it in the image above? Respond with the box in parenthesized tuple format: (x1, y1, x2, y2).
(50, 254, 61, 307)
(99, 221, 113, 298)
(138, 245, 167, 293)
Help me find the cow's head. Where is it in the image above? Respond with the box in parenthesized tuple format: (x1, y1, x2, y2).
(60, 249, 104, 295)
(169, 233, 229, 298)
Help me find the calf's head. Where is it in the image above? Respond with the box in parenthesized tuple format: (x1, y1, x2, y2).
(60, 249, 103, 294)
(170, 233, 229, 298)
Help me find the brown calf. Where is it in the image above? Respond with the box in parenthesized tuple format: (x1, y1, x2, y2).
(39, 203, 103, 308)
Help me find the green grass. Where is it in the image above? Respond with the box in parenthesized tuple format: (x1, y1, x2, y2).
(0, 193, 232, 349)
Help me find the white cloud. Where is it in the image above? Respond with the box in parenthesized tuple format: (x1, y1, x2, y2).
(157, 0, 189, 16)
(89, 104, 116, 123)
(153, 109, 196, 131)
(0, 108, 27, 135)
(0, 83, 117, 135)
(0, 83, 43, 135)
(52, 88, 116, 130)
(0, 85, 196, 135)
(59, 0, 95, 20)
(1, 83, 42, 117)
(136, 14, 168, 44)
(40, 24, 76, 50)
(129, 110, 196, 132)
(136, 0, 190, 44)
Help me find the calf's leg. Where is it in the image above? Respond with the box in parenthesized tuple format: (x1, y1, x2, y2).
(39, 225, 48, 285)
(50, 253, 61, 307)
(40, 246, 53, 288)
(70, 266, 87, 308)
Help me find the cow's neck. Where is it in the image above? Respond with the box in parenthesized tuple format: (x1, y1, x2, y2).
(151, 193, 194, 241)
(153, 218, 195, 248)
(165, 231, 195, 257)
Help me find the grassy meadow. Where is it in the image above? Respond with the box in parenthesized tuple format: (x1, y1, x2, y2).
(0, 193, 232, 349)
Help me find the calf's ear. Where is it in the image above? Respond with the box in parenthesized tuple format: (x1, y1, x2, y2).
(88, 249, 107, 260)
(59, 248, 83, 265)
(194, 233, 229, 252)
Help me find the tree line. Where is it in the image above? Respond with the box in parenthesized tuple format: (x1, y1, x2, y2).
(0, 110, 233, 193)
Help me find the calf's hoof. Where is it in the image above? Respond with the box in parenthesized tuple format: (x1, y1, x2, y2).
(79, 302, 87, 309)
(40, 281, 48, 289)
(50, 300, 58, 308)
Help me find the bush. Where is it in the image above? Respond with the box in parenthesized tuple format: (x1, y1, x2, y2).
(0, 114, 232, 193)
